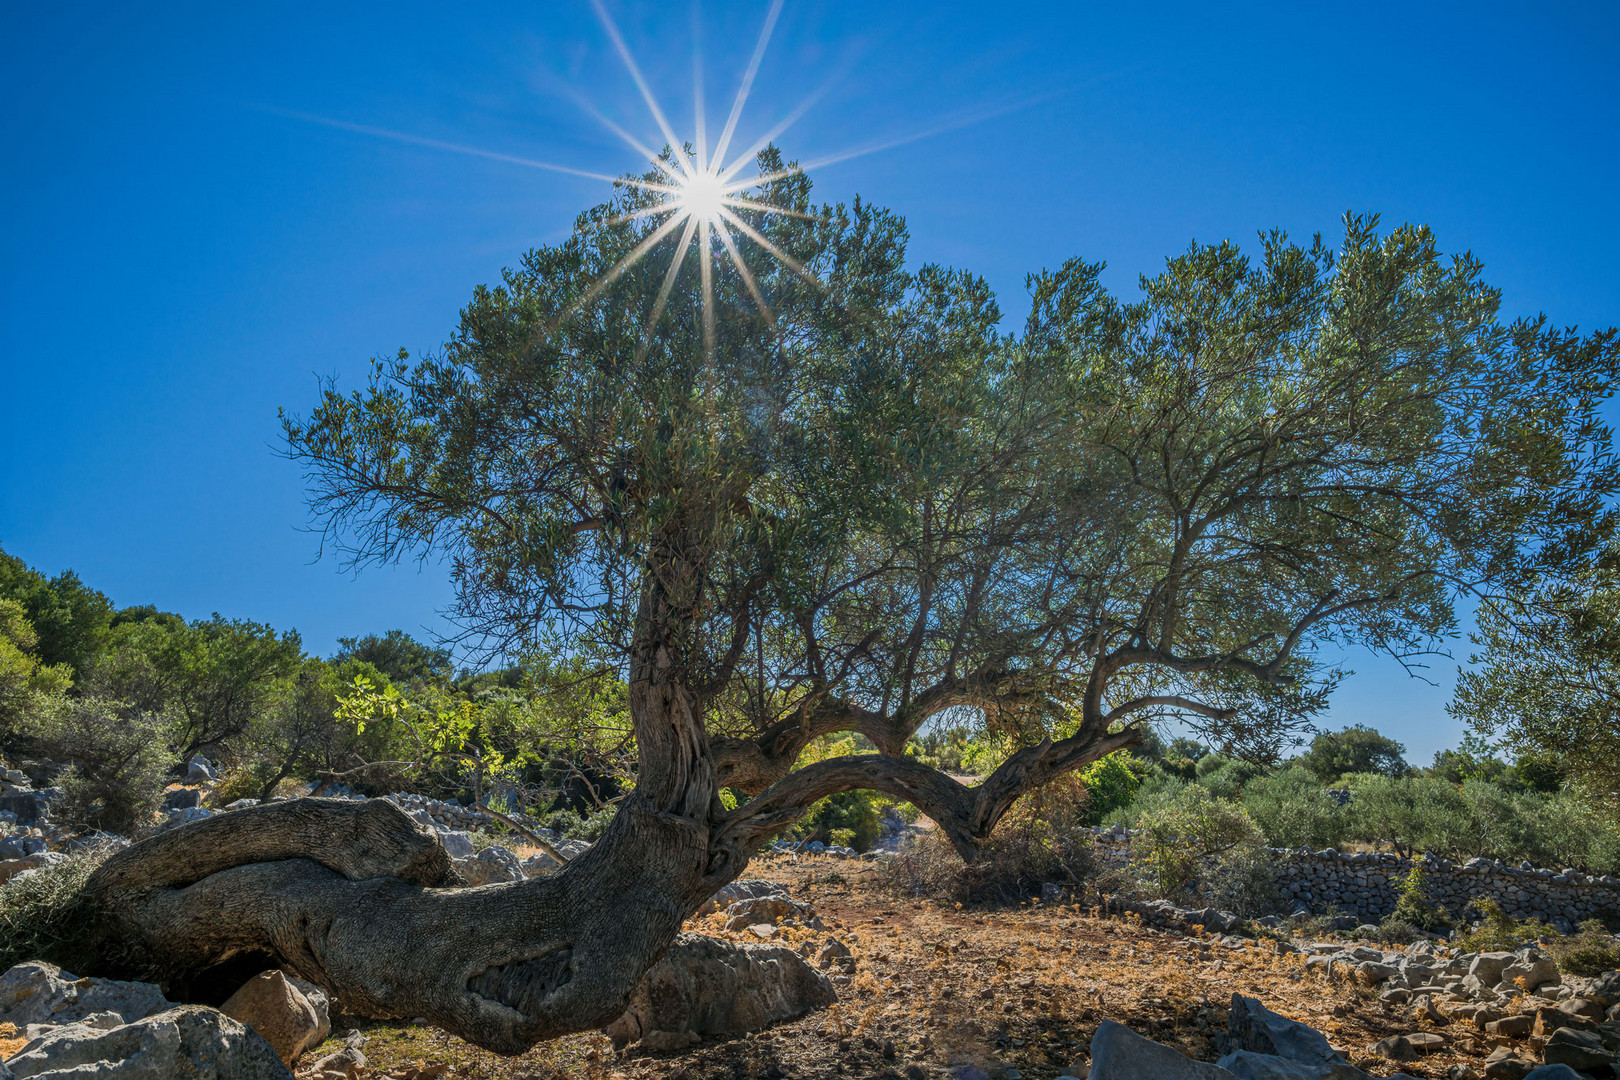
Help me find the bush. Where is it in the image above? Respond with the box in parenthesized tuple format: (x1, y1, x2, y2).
(1242, 766, 1346, 849)
(791, 789, 888, 852)
(23, 696, 174, 835)
(0, 846, 108, 973)
(1548, 919, 1620, 976)
(1077, 752, 1140, 824)
(1457, 897, 1557, 952)
(1387, 866, 1453, 933)
(884, 775, 1093, 903)
(563, 803, 616, 842)
(1130, 785, 1264, 902)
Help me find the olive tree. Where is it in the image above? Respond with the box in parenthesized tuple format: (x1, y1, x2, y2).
(78, 159, 1616, 1052)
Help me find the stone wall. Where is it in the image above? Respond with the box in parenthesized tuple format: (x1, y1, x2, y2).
(1087, 826, 1620, 931)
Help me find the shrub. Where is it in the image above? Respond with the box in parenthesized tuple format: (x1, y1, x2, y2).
(0, 846, 109, 973)
(1548, 919, 1620, 976)
(1387, 866, 1453, 933)
(1457, 897, 1556, 952)
(1130, 785, 1264, 902)
(1077, 752, 1141, 824)
(884, 775, 1093, 903)
(562, 803, 616, 842)
(1242, 766, 1346, 849)
(23, 696, 174, 835)
(790, 789, 888, 852)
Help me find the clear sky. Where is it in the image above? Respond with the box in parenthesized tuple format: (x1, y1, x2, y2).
(3, 2, 1616, 764)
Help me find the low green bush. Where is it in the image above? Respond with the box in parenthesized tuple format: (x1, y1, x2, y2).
(0, 847, 107, 973)
(1129, 785, 1265, 903)
(1547, 920, 1620, 976)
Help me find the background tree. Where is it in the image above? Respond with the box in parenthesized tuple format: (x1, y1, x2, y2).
(0, 598, 71, 741)
(87, 613, 302, 762)
(0, 545, 113, 679)
(1453, 551, 1620, 812)
(333, 629, 453, 685)
(80, 159, 1620, 1052)
(1298, 724, 1410, 782)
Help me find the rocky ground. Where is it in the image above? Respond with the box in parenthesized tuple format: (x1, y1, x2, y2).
(273, 856, 1615, 1080)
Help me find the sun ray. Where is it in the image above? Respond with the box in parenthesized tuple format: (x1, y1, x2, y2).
(699, 218, 716, 364)
(691, 8, 708, 173)
(715, 87, 827, 186)
(601, 202, 684, 230)
(259, 106, 673, 190)
(721, 195, 824, 223)
(711, 214, 778, 332)
(710, 0, 783, 170)
(564, 90, 690, 186)
(716, 205, 814, 283)
(589, 0, 693, 179)
(564, 210, 692, 318)
(638, 212, 701, 360)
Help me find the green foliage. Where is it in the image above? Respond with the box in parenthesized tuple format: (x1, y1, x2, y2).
(1387, 866, 1453, 932)
(1241, 766, 1347, 849)
(1457, 897, 1556, 952)
(334, 630, 452, 685)
(1547, 920, 1620, 977)
(88, 613, 302, 760)
(793, 790, 887, 851)
(1077, 751, 1140, 823)
(1299, 725, 1409, 783)
(0, 546, 113, 679)
(1193, 753, 1266, 800)
(0, 598, 72, 740)
(21, 696, 174, 834)
(1129, 784, 1265, 902)
(560, 804, 616, 842)
(1454, 554, 1620, 812)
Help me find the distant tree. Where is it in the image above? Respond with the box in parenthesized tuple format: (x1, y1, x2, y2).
(0, 546, 113, 678)
(1300, 725, 1409, 782)
(88, 614, 303, 761)
(333, 629, 452, 685)
(1453, 553, 1620, 810)
(0, 598, 72, 740)
(23, 695, 175, 834)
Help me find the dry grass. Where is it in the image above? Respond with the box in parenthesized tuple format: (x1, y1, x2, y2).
(309, 855, 1527, 1079)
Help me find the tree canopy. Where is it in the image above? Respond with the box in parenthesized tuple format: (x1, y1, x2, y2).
(284, 155, 1620, 864)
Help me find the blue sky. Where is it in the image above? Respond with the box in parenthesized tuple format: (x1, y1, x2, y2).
(2, 2, 1616, 764)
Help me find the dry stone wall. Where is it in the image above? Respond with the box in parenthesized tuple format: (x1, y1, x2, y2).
(1088, 826, 1620, 930)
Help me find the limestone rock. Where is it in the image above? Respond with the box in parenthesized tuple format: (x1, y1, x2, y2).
(1521, 1066, 1584, 1080)
(5, 1004, 290, 1079)
(1540, 1026, 1612, 1072)
(1215, 1050, 1369, 1079)
(436, 829, 475, 859)
(723, 894, 814, 929)
(455, 845, 523, 885)
(219, 970, 326, 1066)
(695, 877, 782, 915)
(1226, 994, 1346, 1067)
(603, 932, 836, 1048)
(0, 961, 171, 1029)
(1499, 953, 1558, 991)
(1090, 1019, 1236, 1079)
(1369, 1035, 1418, 1062)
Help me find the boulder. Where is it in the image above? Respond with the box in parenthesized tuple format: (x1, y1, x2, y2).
(0, 961, 172, 1029)
(1226, 995, 1346, 1067)
(185, 756, 216, 782)
(455, 845, 523, 886)
(1482, 1049, 1536, 1080)
(1521, 1067, 1584, 1080)
(1368, 1036, 1418, 1062)
(1540, 1026, 1612, 1072)
(1499, 953, 1559, 991)
(723, 895, 815, 929)
(163, 787, 202, 811)
(219, 970, 326, 1066)
(1090, 1019, 1236, 1079)
(1469, 953, 1517, 986)
(603, 932, 836, 1049)
(4, 1004, 290, 1079)
(695, 878, 781, 916)
(1215, 1050, 1369, 1079)
(436, 830, 475, 859)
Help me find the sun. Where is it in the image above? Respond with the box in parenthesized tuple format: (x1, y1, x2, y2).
(674, 169, 728, 223)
